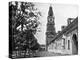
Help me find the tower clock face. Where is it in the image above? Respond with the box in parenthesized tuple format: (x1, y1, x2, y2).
(49, 18, 53, 22)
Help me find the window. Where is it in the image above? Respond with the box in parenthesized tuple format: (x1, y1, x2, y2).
(63, 38, 65, 49)
(68, 40, 70, 50)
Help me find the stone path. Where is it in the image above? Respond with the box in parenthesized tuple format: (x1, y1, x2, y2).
(34, 51, 69, 57)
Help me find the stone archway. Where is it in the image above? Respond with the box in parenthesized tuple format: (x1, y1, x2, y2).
(72, 34, 78, 54)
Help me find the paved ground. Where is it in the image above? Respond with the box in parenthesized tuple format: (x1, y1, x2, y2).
(11, 51, 70, 58)
(34, 51, 69, 57)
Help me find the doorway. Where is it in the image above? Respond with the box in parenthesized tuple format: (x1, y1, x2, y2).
(72, 34, 78, 54)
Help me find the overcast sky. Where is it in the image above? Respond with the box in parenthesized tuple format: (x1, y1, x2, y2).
(33, 3, 78, 45)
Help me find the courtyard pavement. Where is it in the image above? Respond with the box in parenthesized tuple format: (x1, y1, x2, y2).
(34, 51, 69, 57)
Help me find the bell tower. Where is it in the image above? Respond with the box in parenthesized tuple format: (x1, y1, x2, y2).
(46, 6, 56, 51)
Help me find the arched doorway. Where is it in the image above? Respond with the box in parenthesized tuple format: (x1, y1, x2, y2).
(72, 34, 78, 54)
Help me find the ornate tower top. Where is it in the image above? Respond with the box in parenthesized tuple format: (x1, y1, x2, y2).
(48, 6, 54, 16)
(47, 6, 55, 25)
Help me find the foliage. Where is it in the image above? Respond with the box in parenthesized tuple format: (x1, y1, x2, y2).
(9, 1, 41, 52)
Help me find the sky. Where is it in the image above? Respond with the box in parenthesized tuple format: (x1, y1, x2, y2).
(33, 3, 78, 45)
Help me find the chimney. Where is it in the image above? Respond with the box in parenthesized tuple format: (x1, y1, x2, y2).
(67, 18, 74, 25)
(58, 31, 61, 34)
(61, 26, 66, 31)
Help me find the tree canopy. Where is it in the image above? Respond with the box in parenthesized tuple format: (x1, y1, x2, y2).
(9, 1, 41, 52)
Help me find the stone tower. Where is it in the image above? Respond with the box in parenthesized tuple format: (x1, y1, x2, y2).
(46, 6, 56, 51)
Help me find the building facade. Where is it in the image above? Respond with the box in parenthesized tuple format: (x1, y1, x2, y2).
(48, 17, 78, 55)
(46, 6, 56, 51)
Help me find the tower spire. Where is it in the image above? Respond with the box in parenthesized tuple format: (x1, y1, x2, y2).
(48, 5, 53, 16)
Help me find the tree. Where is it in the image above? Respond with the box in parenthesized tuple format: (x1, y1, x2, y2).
(9, 1, 41, 56)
